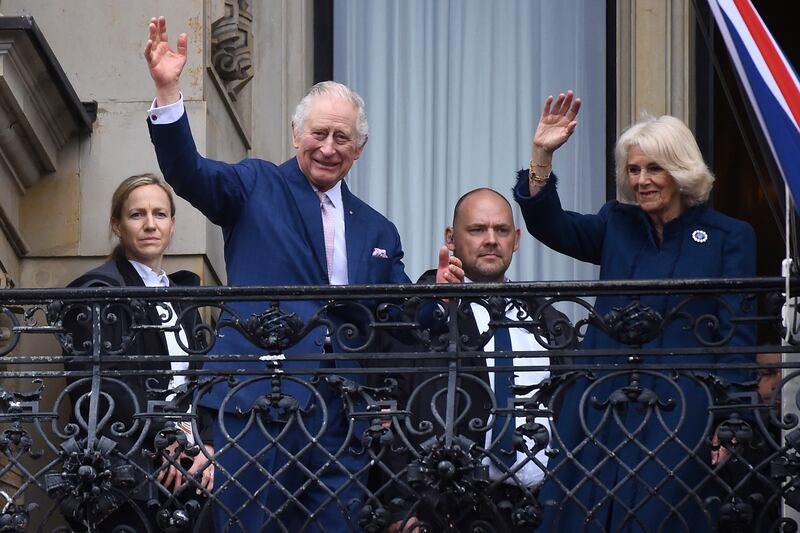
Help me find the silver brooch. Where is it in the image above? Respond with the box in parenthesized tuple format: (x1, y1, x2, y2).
(691, 229, 708, 243)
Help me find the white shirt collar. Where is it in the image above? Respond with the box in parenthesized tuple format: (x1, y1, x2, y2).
(312, 180, 343, 210)
(128, 260, 170, 287)
(463, 275, 511, 284)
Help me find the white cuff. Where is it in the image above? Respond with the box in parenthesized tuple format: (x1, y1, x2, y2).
(147, 94, 185, 124)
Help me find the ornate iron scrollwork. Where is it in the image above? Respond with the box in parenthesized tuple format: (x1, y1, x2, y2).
(233, 303, 305, 352)
(595, 301, 664, 346)
(0, 280, 794, 530)
(0, 307, 20, 356)
(406, 435, 490, 520)
(45, 436, 136, 527)
(0, 499, 35, 532)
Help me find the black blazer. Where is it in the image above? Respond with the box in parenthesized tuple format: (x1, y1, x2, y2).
(416, 268, 575, 354)
(366, 271, 576, 511)
(407, 269, 574, 442)
(62, 260, 210, 497)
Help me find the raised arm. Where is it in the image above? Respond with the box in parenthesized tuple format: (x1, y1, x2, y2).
(144, 16, 257, 227)
(514, 91, 607, 264)
(144, 16, 187, 107)
(528, 91, 581, 196)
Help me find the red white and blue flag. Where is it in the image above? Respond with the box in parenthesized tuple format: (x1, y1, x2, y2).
(707, 0, 800, 209)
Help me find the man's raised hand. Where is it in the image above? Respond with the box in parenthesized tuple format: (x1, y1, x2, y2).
(436, 245, 464, 284)
(144, 16, 187, 107)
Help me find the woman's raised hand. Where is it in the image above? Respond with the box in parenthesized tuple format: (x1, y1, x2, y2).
(532, 90, 582, 157)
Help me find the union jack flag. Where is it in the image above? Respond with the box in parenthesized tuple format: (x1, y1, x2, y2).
(707, 0, 800, 209)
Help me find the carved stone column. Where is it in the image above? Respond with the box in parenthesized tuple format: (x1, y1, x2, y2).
(249, 0, 315, 163)
(616, 0, 694, 136)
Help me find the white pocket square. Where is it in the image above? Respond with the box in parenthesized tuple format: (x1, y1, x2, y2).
(372, 247, 388, 258)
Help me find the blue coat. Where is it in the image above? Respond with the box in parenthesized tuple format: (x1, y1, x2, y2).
(513, 172, 756, 532)
(148, 113, 410, 412)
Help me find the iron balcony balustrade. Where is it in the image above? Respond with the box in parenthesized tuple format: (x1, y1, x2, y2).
(0, 278, 795, 532)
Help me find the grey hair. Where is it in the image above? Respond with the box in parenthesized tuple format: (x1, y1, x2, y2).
(615, 115, 715, 207)
(292, 81, 369, 147)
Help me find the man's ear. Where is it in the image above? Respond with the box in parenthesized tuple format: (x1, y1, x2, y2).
(513, 228, 521, 252)
(445, 227, 455, 251)
(354, 134, 368, 160)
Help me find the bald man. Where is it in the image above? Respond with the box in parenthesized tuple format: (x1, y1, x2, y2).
(387, 188, 574, 532)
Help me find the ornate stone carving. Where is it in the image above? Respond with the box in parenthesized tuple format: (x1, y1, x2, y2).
(211, 0, 254, 101)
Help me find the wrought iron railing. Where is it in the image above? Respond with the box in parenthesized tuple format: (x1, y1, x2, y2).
(0, 278, 795, 532)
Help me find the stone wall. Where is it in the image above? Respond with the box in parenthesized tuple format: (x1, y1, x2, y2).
(0, 0, 314, 290)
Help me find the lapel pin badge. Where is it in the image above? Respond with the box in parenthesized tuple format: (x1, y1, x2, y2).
(691, 229, 708, 243)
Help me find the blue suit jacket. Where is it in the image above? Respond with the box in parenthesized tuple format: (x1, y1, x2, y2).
(148, 112, 410, 412)
(513, 172, 756, 532)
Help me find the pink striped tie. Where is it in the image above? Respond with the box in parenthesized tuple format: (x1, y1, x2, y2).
(317, 191, 335, 281)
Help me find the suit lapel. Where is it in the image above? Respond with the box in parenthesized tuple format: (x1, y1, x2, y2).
(341, 181, 368, 283)
(116, 260, 170, 363)
(283, 158, 328, 277)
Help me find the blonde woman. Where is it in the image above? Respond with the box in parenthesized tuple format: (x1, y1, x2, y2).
(62, 174, 213, 531)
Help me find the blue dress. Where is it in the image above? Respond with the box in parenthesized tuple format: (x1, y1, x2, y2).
(513, 172, 756, 532)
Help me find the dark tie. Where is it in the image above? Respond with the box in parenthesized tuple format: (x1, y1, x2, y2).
(490, 299, 516, 467)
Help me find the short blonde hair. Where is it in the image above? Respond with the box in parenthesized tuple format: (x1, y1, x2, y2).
(615, 115, 714, 207)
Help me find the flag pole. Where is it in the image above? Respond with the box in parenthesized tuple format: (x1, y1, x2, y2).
(784, 184, 797, 345)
